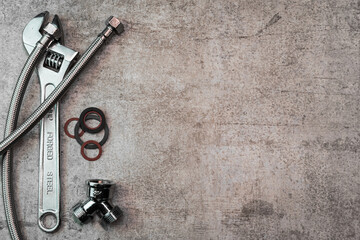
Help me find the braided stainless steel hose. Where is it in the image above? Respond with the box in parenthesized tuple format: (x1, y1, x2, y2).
(2, 27, 59, 240)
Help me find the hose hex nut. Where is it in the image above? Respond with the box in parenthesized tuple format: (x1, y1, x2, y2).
(106, 16, 124, 34)
(43, 23, 61, 39)
(71, 179, 122, 226)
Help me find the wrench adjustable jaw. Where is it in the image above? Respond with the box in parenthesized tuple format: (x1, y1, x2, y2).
(22, 12, 79, 233)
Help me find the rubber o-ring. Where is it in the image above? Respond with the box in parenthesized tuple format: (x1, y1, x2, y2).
(74, 115, 109, 149)
(81, 140, 102, 161)
(83, 111, 102, 130)
(64, 118, 84, 139)
(79, 107, 106, 134)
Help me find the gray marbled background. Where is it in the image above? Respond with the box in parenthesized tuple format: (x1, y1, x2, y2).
(0, 0, 359, 239)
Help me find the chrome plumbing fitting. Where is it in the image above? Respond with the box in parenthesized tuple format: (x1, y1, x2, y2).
(72, 180, 122, 225)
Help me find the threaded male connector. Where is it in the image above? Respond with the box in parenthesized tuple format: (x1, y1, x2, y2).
(71, 179, 122, 226)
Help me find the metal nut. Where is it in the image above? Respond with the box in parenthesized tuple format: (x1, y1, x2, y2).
(106, 16, 124, 34)
(43, 23, 61, 39)
(87, 179, 113, 201)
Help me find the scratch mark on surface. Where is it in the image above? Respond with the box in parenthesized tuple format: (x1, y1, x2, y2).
(257, 13, 282, 35)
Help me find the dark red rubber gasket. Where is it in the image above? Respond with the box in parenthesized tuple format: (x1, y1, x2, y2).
(83, 111, 102, 130)
(81, 140, 102, 161)
(79, 107, 106, 134)
(64, 118, 84, 139)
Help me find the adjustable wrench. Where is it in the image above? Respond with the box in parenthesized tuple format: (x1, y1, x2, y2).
(23, 12, 78, 232)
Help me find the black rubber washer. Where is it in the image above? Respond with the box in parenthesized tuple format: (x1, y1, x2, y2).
(74, 115, 109, 149)
(79, 107, 106, 134)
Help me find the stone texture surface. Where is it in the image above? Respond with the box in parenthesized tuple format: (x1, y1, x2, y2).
(0, 0, 359, 239)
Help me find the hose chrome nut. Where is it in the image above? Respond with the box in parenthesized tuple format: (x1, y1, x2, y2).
(106, 16, 124, 35)
(71, 179, 122, 226)
(43, 23, 61, 40)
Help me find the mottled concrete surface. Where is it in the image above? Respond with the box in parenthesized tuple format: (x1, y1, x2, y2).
(0, 0, 359, 239)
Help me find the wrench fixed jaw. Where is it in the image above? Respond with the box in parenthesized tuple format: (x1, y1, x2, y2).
(22, 11, 49, 54)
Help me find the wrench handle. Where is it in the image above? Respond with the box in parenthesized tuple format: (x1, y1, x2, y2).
(38, 84, 60, 232)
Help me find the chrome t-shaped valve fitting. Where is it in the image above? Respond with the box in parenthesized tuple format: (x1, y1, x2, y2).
(72, 179, 122, 226)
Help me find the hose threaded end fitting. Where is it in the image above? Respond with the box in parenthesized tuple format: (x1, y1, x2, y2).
(101, 206, 122, 224)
